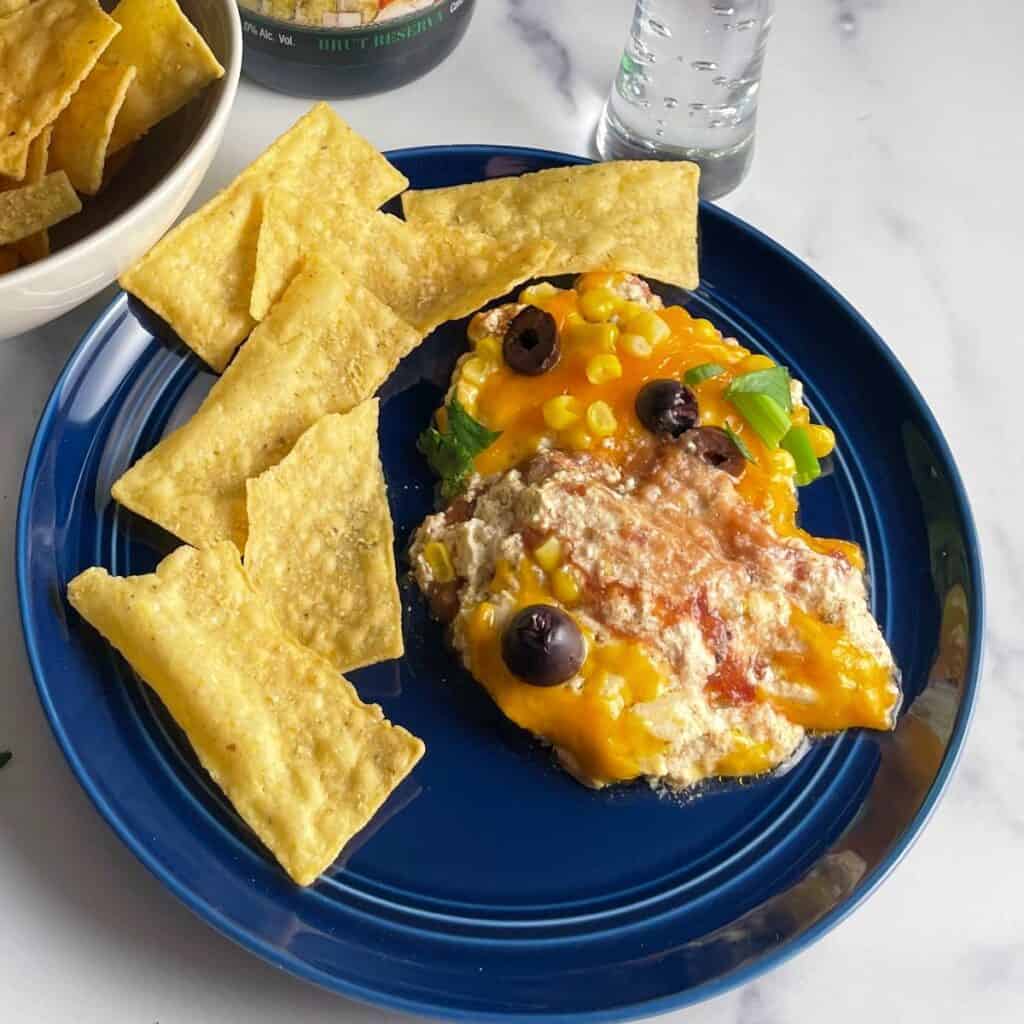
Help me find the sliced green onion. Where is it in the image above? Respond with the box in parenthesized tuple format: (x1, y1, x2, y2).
(725, 365, 793, 412)
(781, 426, 822, 486)
(728, 392, 791, 449)
(723, 423, 757, 464)
(684, 362, 725, 388)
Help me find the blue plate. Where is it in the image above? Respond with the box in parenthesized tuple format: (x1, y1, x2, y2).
(17, 147, 983, 1021)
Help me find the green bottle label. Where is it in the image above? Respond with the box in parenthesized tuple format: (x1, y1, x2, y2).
(239, 1, 468, 65)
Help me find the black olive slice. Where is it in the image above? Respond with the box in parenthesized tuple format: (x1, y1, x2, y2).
(635, 379, 699, 437)
(502, 306, 559, 376)
(501, 604, 585, 686)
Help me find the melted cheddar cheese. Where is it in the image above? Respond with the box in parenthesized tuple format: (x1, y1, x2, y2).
(462, 276, 860, 568)
(766, 605, 897, 731)
(463, 560, 671, 784)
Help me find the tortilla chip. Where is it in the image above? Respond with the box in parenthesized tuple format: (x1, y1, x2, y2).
(98, 139, 136, 190)
(120, 103, 409, 372)
(0, 139, 31, 184)
(403, 161, 701, 291)
(104, 0, 224, 154)
(9, 226, 49, 265)
(0, 124, 50, 193)
(0, 0, 120, 178)
(0, 87, 51, 190)
(0, 125, 53, 267)
(15, 122, 50, 185)
(245, 401, 403, 673)
(49, 63, 136, 195)
(0, 0, 31, 16)
(67, 542, 424, 886)
(112, 261, 422, 549)
(0, 170, 81, 246)
(251, 189, 556, 328)
(126, 186, 266, 368)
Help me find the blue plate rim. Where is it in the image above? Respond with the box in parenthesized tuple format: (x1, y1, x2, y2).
(15, 144, 985, 1022)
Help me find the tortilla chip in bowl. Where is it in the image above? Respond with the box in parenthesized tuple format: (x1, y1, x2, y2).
(0, 0, 241, 341)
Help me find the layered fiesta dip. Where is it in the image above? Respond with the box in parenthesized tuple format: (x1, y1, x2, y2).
(411, 273, 901, 791)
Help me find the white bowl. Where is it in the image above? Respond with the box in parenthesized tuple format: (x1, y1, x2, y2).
(0, 0, 241, 341)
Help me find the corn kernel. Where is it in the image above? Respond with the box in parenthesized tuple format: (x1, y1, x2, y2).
(586, 353, 623, 384)
(564, 319, 587, 348)
(551, 567, 581, 605)
(567, 320, 618, 353)
(519, 281, 559, 305)
(627, 310, 671, 346)
(475, 334, 502, 363)
(576, 271, 615, 293)
(528, 560, 548, 589)
(739, 353, 775, 373)
(692, 318, 719, 343)
(597, 672, 626, 717)
(542, 395, 582, 430)
(772, 449, 797, 475)
(473, 601, 496, 630)
(588, 322, 619, 352)
(467, 313, 491, 342)
(423, 541, 455, 583)
(461, 356, 490, 385)
(807, 424, 836, 457)
(526, 432, 551, 454)
(579, 287, 619, 323)
(533, 537, 563, 572)
(619, 332, 653, 358)
(614, 300, 646, 325)
(598, 671, 626, 696)
(586, 400, 618, 437)
(493, 559, 519, 594)
(562, 424, 593, 451)
(456, 381, 479, 409)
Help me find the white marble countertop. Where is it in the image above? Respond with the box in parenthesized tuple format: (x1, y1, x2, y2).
(1, 1, 1020, 1021)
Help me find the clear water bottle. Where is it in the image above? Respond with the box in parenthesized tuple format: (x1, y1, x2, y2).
(595, 0, 774, 200)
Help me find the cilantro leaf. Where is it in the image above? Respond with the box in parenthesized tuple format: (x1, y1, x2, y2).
(418, 426, 468, 490)
(0, 751, 10, 771)
(418, 399, 501, 499)
(447, 399, 501, 452)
